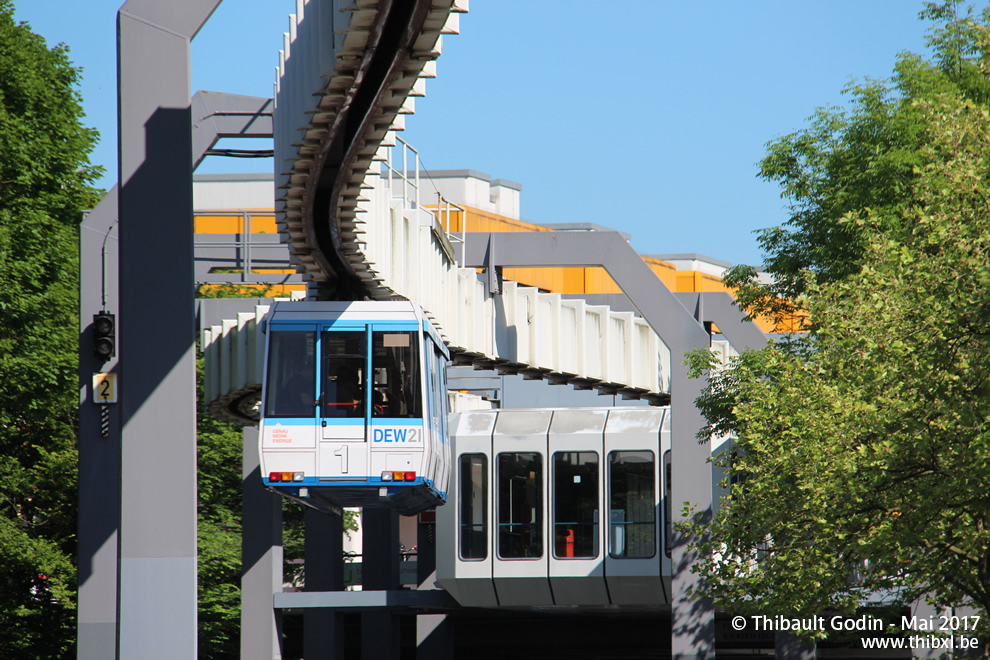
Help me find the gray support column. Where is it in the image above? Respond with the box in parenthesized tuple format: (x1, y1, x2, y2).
(909, 599, 940, 659)
(361, 508, 401, 660)
(116, 2, 221, 657)
(241, 426, 284, 660)
(667, 366, 715, 660)
(416, 515, 436, 587)
(304, 509, 345, 660)
(775, 632, 816, 660)
(674, 292, 768, 352)
(416, 516, 453, 660)
(460, 232, 717, 658)
(78, 188, 120, 659)
(79, 88, 272, 659)
(416, 614, 452, 660)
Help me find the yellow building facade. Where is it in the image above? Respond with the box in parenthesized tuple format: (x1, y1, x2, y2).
(194, 172, 793, 333)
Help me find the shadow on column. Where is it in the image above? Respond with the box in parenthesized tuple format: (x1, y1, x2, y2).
(305, 508, 345, 659)
(361, 507, 401, 659)
(241, 426, 284, 660)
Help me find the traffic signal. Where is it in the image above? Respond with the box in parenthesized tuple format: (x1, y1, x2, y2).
(93, 312, 115, 361)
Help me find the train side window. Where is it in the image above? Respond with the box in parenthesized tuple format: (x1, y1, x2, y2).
(429, 339, 441, 426)
(497, 452, 543, 559)
(552, 452, 599, 559)
(371, 331, 421, 418)
(459, 454, 487, 560)
(321, 331, 366, 418)
(437, 347, 449, 440)
(663, 450, 672, 559)
(264, 331, 315, 418)
(608, 451, 656, 559)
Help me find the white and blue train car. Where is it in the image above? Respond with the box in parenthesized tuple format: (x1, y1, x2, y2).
(437, 407, 672, 608)
(259, 301, 450, 515)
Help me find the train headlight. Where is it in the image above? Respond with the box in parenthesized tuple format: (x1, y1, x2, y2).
(381, 471, 393, 481)
(293, 472, 304, 482)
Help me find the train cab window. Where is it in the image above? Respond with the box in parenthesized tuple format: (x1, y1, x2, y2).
(497, 453, 543, 559)
(553, 452, 599, 559)
(459, 454, 488, 560)
(264, 331, 316, 418)
(321, 331, 366, 418)
(371, 331, 421, 418)
(608, 451, 656, 559)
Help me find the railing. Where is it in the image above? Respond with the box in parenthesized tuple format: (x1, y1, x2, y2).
(382, 136, 422, 210)
(380, 136, 466, 267)
(435, 193, 466, 268)
(194, 210, 304, 284)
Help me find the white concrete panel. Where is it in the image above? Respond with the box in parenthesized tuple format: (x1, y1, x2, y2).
(220, 319, 235, 397)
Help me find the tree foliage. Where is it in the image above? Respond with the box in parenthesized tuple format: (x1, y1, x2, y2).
(196, 353, 247, 659)
(0, 3, 102, 656)
(686, 1, 990, 635)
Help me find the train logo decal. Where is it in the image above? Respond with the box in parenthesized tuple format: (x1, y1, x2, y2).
(373, 428, 421, 443)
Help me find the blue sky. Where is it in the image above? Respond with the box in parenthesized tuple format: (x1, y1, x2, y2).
(13, 1, 944, 266)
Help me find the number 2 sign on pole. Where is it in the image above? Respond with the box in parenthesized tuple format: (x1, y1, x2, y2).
(93, 372, 118, 404)
(93, 373, 117, 439)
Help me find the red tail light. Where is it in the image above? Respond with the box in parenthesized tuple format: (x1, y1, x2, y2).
(405, 471, 416, 481)
(269, 472, 281, 482)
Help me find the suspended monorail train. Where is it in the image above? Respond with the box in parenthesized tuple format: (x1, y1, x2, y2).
(437, 407, 672, 608)
(259, 301, 451, 515)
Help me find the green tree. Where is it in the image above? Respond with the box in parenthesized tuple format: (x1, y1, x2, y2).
(0, 2, 102, 656)
(686, 2, 990, 638)
(196, 354, 246, 659)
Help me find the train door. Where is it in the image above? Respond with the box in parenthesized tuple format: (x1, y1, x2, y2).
(368, 323, 424, 482)
(318, 323, 369, 479)
(492, 409, 553, 607)
(603, 407, 666, 606)
(435, 410, 498, 607)
(548, 409, 609, 605)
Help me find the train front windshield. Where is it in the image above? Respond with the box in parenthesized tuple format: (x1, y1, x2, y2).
(371, 331, 421, 419)
(265, 331, 316, 418)
(264, 329, 426, 421)
(321, 331, 365, 418)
